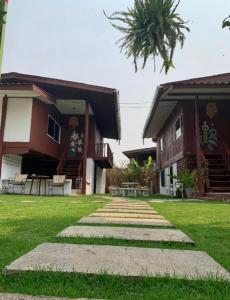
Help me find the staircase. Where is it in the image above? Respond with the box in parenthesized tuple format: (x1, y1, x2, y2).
(62, 158, 82, 189)
(206, 154, 230, 193)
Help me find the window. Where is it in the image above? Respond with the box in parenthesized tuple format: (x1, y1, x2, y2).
(160, 137, 164, 152)
(160, 170, 166, 187)
(174, 116, 182, 140)
(169, 166, 173, 185)
(48, 115, 61, 143)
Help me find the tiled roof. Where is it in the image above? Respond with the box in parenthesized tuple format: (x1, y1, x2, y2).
(162, 72, 230, 87)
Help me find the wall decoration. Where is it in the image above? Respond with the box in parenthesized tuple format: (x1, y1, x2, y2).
(68, 116, 84, 157)
(201, 121, 218, 151)
(206, 103, 217, 119)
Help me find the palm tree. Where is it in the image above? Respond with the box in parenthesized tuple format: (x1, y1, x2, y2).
(105, 0, 189, 74)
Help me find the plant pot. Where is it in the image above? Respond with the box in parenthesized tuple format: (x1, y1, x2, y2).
(184, 187, 194, 199)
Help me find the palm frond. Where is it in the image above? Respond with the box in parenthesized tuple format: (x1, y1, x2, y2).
(105, 0, 189, 74)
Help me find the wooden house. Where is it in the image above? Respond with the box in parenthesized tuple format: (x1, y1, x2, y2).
(123, 147, 156, 165)
(0, 72, 121, 195)
(143, 73, 230, 199)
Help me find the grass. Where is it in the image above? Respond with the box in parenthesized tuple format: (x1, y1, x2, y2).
(0, 194, 230, 299)
(127, 193, 178, 200)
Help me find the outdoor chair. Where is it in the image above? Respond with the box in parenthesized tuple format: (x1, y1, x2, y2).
(48, 175, 66, 196)
(9, 174, 28, 194)
(142, 188, 149, 196)
(111, 187, 121, 197)
(127, 188, 137, 197)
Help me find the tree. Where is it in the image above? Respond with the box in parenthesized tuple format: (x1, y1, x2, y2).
(105, 0, 189, 74)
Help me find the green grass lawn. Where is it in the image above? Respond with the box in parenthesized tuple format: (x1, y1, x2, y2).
(0, 195, 230, 300)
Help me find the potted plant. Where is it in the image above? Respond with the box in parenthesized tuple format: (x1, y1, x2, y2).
(171, 169, 195, 198)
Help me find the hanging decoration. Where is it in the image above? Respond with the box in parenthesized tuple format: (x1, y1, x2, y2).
(206, 103, 217, 119)
(68, 116, 84, 157)
(201, 121, 218, 151)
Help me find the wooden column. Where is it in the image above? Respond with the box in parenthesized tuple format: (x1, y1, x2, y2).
(194, 96, 202, 193)
(82, 101, 90, 194)
(0, 95, 8, 177)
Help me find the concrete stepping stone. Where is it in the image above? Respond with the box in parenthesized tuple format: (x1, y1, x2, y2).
(96, 208, 158, 214)
(0, 294, 102, 300)
(56, 226, 195, 244)
(109, 202, 149, 205)
(90, 212, 164, 219)
(104, 205, 153, 211)
(21, 201, 34, 203)
(105, 204, 152, 209)
(5, 243, 230, 280)
(78, 216, 173, 226)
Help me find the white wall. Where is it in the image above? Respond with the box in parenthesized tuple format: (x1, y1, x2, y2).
(1, 154, 22, 180)
(159, 163, 177, 195)
(4, 98, 33, 142)
(96, 167, 106, 194)
(86, 158, 95, 195)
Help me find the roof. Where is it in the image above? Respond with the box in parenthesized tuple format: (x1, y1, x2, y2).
(1, 72, 121, 140)
(123, 147, 156, 159)
(143, 72, 230, 139)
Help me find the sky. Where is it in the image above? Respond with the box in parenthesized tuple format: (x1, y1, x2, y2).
(3, 0, 230, 165)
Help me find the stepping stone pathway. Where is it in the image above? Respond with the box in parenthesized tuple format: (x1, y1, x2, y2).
(5, 197, 230, 282)
(78, 216, 173, 226)
(5, 243, 230, 280)
(0, 294, 103, 300)
(97, 208, 159, 214)
(79, 198, 173, 226)
(57, 225, 195, 243)
(90, 212, 165, 219)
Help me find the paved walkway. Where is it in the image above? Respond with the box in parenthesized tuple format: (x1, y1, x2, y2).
(4, 197, 230, 283)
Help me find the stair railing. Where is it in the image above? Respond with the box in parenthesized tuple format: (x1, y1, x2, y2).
(200, 148, 210, 192)
(219, 136, 230, 171)
(57, 147, 68, 175)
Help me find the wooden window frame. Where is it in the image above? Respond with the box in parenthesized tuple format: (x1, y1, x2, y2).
(160, 137, 164, 152)
(47, 115, 61, 144)
(173, 115, 183, 141)
(160, 169, 166, 187)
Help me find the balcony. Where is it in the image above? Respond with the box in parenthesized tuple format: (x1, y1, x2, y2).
(94, 143, 113, 168)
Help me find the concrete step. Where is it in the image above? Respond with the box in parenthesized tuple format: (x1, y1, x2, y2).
(5, 243, 230, 280)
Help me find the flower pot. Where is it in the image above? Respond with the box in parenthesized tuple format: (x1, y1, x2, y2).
(185, 187, 194, 199)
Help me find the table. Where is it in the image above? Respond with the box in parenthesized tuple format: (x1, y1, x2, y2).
(29, 175, 50, 195)
(121, 182, 139, 188)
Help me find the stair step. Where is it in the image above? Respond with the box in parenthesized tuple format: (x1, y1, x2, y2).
(210, 181, 230, 187)
(211, 186, 230, 192)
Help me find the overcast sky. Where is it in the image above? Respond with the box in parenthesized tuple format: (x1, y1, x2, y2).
(3, 0, 230, 165)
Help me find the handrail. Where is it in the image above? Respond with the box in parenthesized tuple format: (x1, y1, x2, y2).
(95, 143, 113, 165)
(200, 148, 210, 192)
(57, 147, 68, 175)
(219, 135, 230, 170)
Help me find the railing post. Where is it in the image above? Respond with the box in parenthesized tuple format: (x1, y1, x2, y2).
(82, 101, 90, 194)
(194, 96, 202, 194)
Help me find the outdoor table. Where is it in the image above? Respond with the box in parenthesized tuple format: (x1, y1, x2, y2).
(29, 175, 50, 195)
(121, 182, 139, 188)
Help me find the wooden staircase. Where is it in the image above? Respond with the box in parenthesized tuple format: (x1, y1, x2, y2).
(206, 154, 230, 193)
(62, 158, 82, 189)
(57, 147, 83, 189)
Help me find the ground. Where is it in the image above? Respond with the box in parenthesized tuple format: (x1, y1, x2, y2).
(0, 194, 230, 300)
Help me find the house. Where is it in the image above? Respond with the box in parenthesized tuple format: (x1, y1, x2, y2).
(0, 72, 121, 195)
(123, 147, 156, 166)
(123, 147, 158, 193)
(143, 73, 230, 199)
